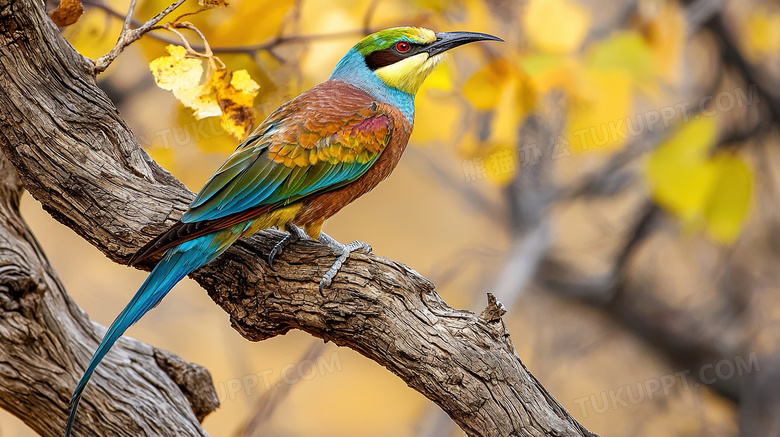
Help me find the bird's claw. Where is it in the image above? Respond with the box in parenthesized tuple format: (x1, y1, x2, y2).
(318, 235, 371, 292)
(267, 224, 308, 269)
(358, 241, 373, 253)
(267, 233, 291, 269)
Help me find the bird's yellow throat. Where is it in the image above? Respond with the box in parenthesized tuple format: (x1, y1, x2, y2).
(375, 52, 446, 95)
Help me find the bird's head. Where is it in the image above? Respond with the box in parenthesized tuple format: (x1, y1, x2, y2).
(333, 27, 502, 96)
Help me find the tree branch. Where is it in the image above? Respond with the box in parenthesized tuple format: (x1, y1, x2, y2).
(0, 0, 597, 435)
(92, 0, 187, 73)
(0, 146, 217, 436)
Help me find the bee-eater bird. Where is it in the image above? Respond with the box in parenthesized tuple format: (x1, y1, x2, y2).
(65, 27, 501, 435)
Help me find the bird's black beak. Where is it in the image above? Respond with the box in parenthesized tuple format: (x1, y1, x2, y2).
(425, 31, 503, 57)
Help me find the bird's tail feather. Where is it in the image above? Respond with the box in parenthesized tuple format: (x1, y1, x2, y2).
(65, 231, 233, 436)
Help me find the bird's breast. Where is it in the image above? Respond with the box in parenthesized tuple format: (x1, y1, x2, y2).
(294, 110, 412, 227)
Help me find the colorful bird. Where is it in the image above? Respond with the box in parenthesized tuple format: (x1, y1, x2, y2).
(65, 26, 501, 435)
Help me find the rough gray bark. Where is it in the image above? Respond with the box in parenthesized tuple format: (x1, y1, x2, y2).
(0, 0, 598, 436)
(0, 154, 218, 436)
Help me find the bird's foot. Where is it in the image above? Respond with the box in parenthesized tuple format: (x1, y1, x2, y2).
(268, 224, 309, 269)
(318, 232, 372, 292)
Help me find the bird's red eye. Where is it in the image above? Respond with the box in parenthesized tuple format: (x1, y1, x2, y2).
(396, 42, 410, 52)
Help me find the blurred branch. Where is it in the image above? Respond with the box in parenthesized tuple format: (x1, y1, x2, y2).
(538, 202, 659, 304)
(120, 0, 136, 33)
(490, 112, 562, 308)
(700, 5, 780, 128)
(83, 0, 379, 63)
(0, 1, 597, 436)
(0, 149, 217, 435)
(684, 0, 726, 36)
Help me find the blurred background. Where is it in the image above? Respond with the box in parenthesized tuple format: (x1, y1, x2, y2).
(3, 0, 779, 435)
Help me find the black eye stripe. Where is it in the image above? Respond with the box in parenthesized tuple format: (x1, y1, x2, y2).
(364, 43, 424, 70)
(364, 49, 403, 70)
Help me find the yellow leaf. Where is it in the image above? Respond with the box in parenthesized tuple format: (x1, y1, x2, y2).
(150, 45, 202, 89)
(213, 69, 261, 140)
(149, 45, 221, 118)
(704, 155, 753, 243)
(649, 153, 718, 224)
(587, 32, 654, 79)
(566, 69, 632, 152)
(523, 0, 591, 54)
(228, 69, 261, 98)
(656, 114, 718, 163)
(744, 8, 780, 58)
(644, 117, 753, 243)
(463, 60, 512, 110)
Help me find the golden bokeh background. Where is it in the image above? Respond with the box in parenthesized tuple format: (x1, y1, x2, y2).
(3, 0, 779, 435)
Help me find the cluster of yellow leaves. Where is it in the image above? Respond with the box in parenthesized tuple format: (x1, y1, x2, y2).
(645, 117, 753, 243)
(450, 0, 683, 186)
(149, 45, 260, 140)
(451, 0, 685, 170)
(448, 0, 751, 242)
(461, 60, 535, 185)
(517, 0, 684, 152)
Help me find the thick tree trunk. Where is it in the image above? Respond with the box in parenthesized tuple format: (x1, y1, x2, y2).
(0, 0, 597, 435)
